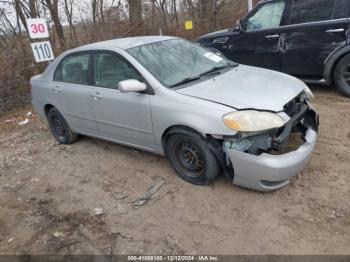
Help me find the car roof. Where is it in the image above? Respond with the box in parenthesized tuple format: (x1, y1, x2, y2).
(73, 36, 177, 52)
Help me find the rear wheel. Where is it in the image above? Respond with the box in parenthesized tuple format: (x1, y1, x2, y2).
(47, 107, 79, 144)
(334, 53, 350, 98)
(166, 132, 220, 185)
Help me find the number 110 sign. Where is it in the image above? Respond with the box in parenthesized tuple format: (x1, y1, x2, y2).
(31, 41, 54, 63)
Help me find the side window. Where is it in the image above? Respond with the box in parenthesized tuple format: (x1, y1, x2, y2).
(289, 0, 347, 25)
(246, 1, 286, 31)
(94, 52, 142, 90)
(333, 0, 347, 20)
(54, 53, 90, 85)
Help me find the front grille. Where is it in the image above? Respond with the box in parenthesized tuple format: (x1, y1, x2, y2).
(271, 94, 318, 153)
(274, 97, 309, 151)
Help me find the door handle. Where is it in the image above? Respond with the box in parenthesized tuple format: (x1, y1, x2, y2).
(326, 28, 345, 33)
(265, 34, 280, 39)
(92, 92, 103, 100)
(53, 86, 61, 93)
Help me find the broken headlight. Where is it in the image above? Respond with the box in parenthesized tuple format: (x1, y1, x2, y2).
(223, 110, 285, 133)
(303, 86, 314, 101)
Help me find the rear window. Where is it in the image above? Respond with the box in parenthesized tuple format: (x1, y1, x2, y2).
(289, 0, 347, 25)
(54, 53, 90, 85)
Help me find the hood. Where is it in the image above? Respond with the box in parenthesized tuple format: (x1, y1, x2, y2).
(176, 65, 306, 112)
(197, 29, 230, 41)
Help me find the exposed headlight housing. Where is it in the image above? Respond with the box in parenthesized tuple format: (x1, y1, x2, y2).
(223, 110, 286, 132)
(303, 86, 314, 100)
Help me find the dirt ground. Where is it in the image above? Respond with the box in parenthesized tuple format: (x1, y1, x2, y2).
(0, 86, 349, 255)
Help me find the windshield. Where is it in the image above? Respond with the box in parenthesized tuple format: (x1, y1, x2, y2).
(127, 39, 235, 87)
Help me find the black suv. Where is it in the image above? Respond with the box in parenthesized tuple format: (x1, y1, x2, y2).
(197, 0, 350, 97)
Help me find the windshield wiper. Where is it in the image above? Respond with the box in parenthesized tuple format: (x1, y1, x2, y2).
(199, 63, 238, 77)
(169, 63, 238, 88)
(169, 76, 202, 88)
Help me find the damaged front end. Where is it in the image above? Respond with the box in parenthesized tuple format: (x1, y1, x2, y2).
(222, 93, 319, 192)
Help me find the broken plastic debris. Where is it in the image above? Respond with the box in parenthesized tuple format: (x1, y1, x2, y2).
(4, 118, 16, 124)
(115, 193, 128, 199)
(18, 118, 30, 126)
(94, 207, 105, 216)
(53, 232, 64, 238)
(7, 238, 14, 243)
(133, 179, 165, 207)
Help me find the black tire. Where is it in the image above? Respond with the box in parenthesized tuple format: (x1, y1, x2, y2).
(47, 107, 79, 144)
(334, 53, 350, 98)
(166, 132, 220, 185)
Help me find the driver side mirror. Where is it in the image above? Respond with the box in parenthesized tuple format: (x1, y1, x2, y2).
(118, 79, 147, 93)
(234, 19, 243, 32)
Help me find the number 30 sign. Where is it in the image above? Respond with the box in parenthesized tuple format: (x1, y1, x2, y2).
(27, 18, 49, 39)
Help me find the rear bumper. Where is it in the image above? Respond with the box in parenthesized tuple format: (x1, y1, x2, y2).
(226, 128, 318, 192)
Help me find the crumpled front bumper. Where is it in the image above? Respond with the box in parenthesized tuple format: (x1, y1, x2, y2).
(226, 127, 318, 192)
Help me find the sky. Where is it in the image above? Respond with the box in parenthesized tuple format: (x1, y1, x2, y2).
(0, 0, 130, 30)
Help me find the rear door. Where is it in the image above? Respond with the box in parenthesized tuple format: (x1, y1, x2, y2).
(52, 52, 98, 135)
(90, 51, 154, 150)
(280, 0, 349, 79)
(222, 0, 287, 71)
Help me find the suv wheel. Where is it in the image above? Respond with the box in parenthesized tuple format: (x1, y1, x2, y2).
(47, 107, 79, 144)
(166, 132, 220, 185)
(334, 53, 350, 98)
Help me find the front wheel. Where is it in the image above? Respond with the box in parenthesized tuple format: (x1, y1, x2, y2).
(334, 53, 350, 98)
(166, 132, 220, 185)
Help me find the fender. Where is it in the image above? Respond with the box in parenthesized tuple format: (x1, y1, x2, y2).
(161, 126, 234, 181)
(323, 45, 350, 83)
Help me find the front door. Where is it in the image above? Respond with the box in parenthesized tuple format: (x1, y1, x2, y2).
(280, 0, 349, 79)
(221, 0, 287, 71)
(52, 52, 98, 135)
(90, 51, 154, 150)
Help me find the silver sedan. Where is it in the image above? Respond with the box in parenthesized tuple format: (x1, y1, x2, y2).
(31, 36, 319, 192)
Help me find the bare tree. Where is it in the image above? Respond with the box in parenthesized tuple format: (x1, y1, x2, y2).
(13, 0, 28, 30)
(29, 0, 38, 17)
(128, 0, 142, 29)
(64, 0, 77, 43)
(155, 0, 168, 32)
(199, 0, 213, 31)
(43, 0, 66, 48)
(91, 0, 105, 26)
(0, 6, 17, 34)
(92, 0, 97, 25)
(100, 0, 104, 24)
(172, 0, 179, 29)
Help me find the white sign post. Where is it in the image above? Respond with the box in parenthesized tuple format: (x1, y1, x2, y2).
(26, 18, 54, 63)
(248, 0, 253, 11)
